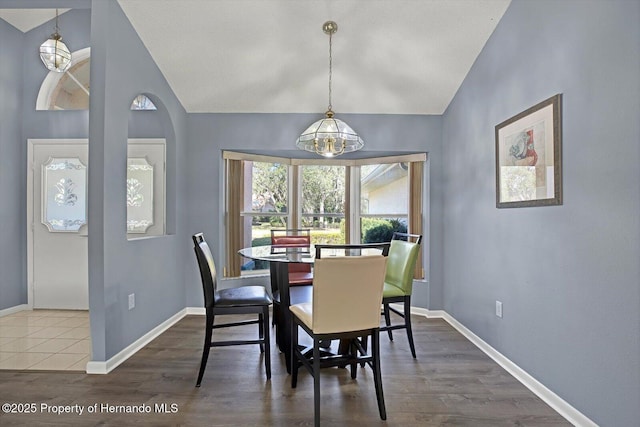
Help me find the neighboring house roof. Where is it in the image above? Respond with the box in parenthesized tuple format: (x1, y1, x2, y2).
(361, 162, 408, 193)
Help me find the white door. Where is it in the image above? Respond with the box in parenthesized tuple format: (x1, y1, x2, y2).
(28, 139, 166, 310)
(31, 140, 89, 309)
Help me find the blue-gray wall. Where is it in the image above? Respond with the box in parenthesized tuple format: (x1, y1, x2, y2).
(0, 19, 24, 310)
(185, 113, 443, 309)
(88, 0, 188, 360)
(442, 1, 640, 425)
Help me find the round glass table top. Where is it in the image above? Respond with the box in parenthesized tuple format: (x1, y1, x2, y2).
(238, 244, 388, 264)
(238, 245, 314, 264)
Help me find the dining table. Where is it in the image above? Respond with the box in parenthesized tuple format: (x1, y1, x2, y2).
(238, 243, 390, 373)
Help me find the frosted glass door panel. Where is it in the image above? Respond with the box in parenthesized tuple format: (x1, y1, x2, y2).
(127, 139, 166, 238)
(127, 158, 154, 233)
(42, 157, 87, 232)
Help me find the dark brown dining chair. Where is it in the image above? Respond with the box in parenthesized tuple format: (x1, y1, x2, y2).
(192, 233, 272, 387)
(290, 244, 389, 426)
(381, 232, 422, 358)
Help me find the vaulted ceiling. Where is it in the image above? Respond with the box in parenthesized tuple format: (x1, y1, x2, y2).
(0, 0, 511, 114)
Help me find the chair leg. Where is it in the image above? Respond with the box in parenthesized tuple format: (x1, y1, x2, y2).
(383, 303, 393, 341)
(272, 301, 279, 326)
(263, 306, 271, 379)
(349, 339, 357, 379)
(404, 297, 416, 358)
(258, 312, 265, 353)
(291, 320, 299, 388)
(360, 336, 368, 368)
(196, 312, 214, 387)
(372, 329, 387, 420)
(313, 338, 321, 427)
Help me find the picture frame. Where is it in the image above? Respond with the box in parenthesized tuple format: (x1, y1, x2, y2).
(495, 94, 562, 208)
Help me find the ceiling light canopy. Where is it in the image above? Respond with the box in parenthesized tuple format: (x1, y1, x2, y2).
(296, 21, 364, 158)
(39, 9, 72, 73)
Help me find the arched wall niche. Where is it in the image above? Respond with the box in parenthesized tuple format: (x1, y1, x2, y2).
(127, 92, 177, 236)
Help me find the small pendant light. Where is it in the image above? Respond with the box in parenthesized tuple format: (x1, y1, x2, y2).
(39, 9, 72, 73)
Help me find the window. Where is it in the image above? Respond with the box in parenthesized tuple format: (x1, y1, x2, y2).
(238, 160, 289, 273)
(130, 94, 157, 111)
(360, 163, 408, 243)
(224, 152, 426, 278)
(37, 47, 91, 111)
(301, 165, 346, 244)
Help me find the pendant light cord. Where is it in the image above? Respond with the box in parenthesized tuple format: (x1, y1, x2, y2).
(328, 30, 333, 112)
(54, 9, 60, 34)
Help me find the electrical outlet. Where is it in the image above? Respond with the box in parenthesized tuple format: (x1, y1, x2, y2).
(128, 293, 135, 310)
(496, 300, 503, 318)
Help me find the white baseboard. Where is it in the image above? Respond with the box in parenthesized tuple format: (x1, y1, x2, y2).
(0, 304, 29, 317)
(406, 306, 596, 427)
(185, 307, 205, 315)
(86, 308, 188, 374)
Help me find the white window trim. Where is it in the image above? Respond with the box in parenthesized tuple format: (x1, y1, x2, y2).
(222, 150, 426, 166)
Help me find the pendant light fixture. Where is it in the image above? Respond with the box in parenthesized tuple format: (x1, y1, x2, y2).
(39, 9, 72, 73)
(296, 21, 364, 158)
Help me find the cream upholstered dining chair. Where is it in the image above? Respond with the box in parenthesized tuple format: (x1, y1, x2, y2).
(192, 233, 272, 387)
(289, 246, 388, 427)
(381, 232, 422, 358)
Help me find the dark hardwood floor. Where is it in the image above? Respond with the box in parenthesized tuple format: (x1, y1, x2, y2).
(0, 314, 571, 426)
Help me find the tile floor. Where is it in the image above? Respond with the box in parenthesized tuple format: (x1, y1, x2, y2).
(0, 309, 90, 371)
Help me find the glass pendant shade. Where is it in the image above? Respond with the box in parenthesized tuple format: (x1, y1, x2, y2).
(40, 34, 72, 73)
(296, 21, 364, 157)
(296, 110, 364, 157)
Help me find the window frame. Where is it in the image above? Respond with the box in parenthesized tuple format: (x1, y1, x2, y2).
(37, 47, 91, 111)
(223, 151, 426, 278)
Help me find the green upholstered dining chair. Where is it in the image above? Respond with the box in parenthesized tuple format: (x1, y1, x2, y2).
(381, 232, 422, 358)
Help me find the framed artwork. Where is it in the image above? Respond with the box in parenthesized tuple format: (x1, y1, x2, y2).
(495, 94, 562, 208)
